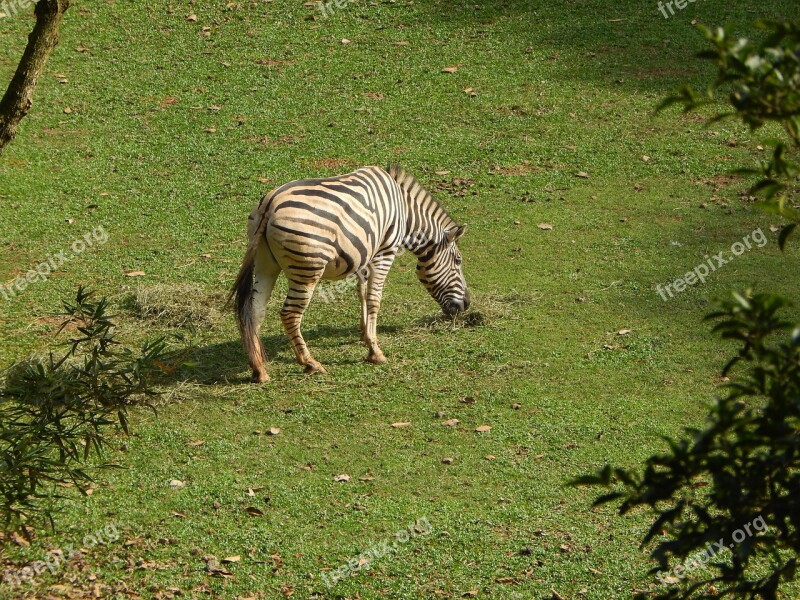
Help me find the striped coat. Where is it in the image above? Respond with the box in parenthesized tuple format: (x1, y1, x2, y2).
(231, 165, 469, 382)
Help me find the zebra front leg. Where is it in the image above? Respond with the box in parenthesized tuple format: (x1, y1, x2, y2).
(357, 277, 369, 345)
(280, 277, 327, 375)
(362, 254, 396, 364)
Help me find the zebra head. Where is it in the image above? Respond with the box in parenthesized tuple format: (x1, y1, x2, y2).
(415, 225, 470, 317)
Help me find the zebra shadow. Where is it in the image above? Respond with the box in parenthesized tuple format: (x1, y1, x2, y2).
(158, 323, 402, 385)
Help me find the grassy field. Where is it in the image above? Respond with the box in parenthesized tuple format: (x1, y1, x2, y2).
(1, 0, 799, 598)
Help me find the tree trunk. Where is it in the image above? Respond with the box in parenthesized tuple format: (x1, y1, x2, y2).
(0, 0, 70, 153)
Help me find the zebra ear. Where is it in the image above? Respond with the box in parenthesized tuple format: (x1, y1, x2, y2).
(445, 225, 467, 244)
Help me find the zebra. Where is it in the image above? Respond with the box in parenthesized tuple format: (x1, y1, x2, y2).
(230, 164, 470, 382)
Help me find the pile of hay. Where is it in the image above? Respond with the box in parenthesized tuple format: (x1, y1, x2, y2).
(414, 291, 529, 331)
(122, 283, 226, 328)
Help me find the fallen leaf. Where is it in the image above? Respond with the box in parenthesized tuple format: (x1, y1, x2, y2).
(641, 155, 651, 162)
(266, 427, 281, 435)
(65, 217, 75, 224)
(442, 457, 454, 464)
(538, 223, 553, 230)
(511, 403, 521, 410)
(575, 171, 590, 178)
(63, 107, 72, 114)
(442, 65, 458, 73)
(441, 418, 460, 427)
(169, 479, 185, 488)
(186, 439, 205, 447)
(485, 454, 496, 460)
(462, 591, 478, 598)
(393, 40, 409, 46)
(245, 507, 264, 516)
(222, 555, 241, 564)
(475, 425, 492, 433)
(10, 532, 30, 547)
(617, 329, 631, 335)
(461, 396, 476, 404)
(334, 473, 351, 482)
(435, 170, 451, 176)
(125, 271, 146, 277)
(770, 224, 780, 232)
(75, 45, 89, 53)
(391, 422, 411, 428)
(204, 127, 217, 133)
(187, 13, 198, 21)
(172, 510, 188, 518)
(341, 38, 351, 44)
(358, 474, 375, 482)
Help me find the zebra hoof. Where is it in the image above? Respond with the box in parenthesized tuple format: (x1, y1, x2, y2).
(304, 362, 327, 375)
(366, 351, 387, 364)
(250, 370, 270, 383)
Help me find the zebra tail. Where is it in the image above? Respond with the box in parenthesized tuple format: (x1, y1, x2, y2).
(227, 208, 270, 317)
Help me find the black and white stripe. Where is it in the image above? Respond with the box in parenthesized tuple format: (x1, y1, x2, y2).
(231, 165, 469, 382)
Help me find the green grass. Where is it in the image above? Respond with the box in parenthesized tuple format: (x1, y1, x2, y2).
(1, 0, 800, 598)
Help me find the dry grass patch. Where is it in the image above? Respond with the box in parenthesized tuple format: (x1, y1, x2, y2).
(121, 283, 225, 328)
(414, 290, 529, 331)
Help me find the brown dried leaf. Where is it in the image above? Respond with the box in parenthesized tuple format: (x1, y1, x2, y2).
(475, 425, 492, 433)
(442, 66, 458, 73)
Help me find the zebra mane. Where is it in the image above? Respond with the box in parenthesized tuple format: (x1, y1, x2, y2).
(386, 164, 457, 229)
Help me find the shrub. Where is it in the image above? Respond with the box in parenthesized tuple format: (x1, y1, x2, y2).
(0, 287, 171, 535)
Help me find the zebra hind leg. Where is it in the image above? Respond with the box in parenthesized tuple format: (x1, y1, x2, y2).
(247, 240, 281, 383)
(280, 276, 327, 375)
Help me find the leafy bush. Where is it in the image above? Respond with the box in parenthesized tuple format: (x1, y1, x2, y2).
(575, 292, 800, 599)
(659, 20, 800, 245)
(0, 287, 171, 535)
